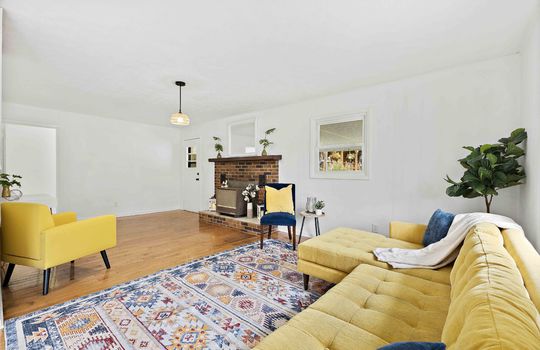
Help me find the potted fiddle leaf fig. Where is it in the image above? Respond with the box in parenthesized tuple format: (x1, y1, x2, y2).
(259, 128, 276, 156)
(445, 128, 527, 213)
(213, 136, 223, 158)
(0, 173, 22, 198)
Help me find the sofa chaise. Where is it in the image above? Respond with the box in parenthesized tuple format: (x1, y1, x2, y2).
(255, 222, 540, 349)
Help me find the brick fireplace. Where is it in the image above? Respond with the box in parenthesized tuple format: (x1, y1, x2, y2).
(209, 155, 281, 194)
(199, 155, 282, 233)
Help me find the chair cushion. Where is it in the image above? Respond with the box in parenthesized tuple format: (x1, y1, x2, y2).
(261, 212, 296, 226)
(422, 209, 454, 246)
(255, 264, 451, 350)
(298, 227, 451, 284)
(265, 185, 294, 214)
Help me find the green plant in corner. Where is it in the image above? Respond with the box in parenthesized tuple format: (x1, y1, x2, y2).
(0, 173, 22, 198)
(259, 128, 276, 156)
(213, 136, 223, 158)
(445, 128, 527, 213)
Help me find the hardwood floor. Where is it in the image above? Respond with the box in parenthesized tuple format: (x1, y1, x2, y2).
(1, 210, 295, 329)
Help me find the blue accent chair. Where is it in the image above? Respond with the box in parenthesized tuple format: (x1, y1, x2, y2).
(260, 183, 297, 250)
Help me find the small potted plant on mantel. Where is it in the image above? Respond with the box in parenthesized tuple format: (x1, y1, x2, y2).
(0, 173, 22, 199)
(213, 136, 224, 158)
(314, 200, 325, 216)
(259, 128, 276, 156)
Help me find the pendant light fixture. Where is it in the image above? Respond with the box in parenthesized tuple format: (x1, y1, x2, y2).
(170, 81, 190, 126)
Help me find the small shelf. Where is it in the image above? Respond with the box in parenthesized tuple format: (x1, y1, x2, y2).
(208, 155, 282, 163)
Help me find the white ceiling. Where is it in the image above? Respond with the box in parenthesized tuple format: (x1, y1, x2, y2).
(1, 0, 537, 127)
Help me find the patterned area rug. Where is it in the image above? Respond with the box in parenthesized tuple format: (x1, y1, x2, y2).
(6, 239, 329, 349)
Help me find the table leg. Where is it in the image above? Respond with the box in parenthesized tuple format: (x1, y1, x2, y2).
(315, 218, 320, 236)
(298, 216, 306, 245)
(292, 225, 296, 251)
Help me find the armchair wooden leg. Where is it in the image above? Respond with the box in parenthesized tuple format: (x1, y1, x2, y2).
(267, 225, 273, 239)
(303, 273, 309, 290)
(43, 268, 51, 295)
(287, 226, 292, 240)
(100, 250, 111, 269)
(3, 263, 15, 287)
(260, 226, 264, 249)
(292, 225, 297, 251)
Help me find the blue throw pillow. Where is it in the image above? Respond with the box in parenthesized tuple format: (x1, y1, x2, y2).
(422, 209, 455, 246)
(378, 342, 446, 350)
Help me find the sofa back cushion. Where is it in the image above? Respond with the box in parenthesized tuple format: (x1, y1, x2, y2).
(441, 223, 540, 349)
(502, 227, 540, 311)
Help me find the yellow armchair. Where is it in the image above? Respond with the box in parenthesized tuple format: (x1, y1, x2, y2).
(1, 202, 116, 295)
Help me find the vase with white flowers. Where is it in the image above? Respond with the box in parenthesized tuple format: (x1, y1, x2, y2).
(242, 183, 259, 218)
(314, 200, 325, 216)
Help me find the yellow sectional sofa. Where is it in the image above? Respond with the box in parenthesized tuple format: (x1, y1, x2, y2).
(255, 222, 540, 350)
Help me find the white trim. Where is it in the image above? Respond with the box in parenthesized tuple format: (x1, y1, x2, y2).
(227, 117, 258, 157)
(310, 111, 370, 180)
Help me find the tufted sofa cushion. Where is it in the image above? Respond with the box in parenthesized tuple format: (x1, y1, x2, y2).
(298, 227, 452, 285)
(255, 264, 451, 350)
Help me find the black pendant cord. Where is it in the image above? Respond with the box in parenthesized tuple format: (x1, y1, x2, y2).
(178, 84, 182, 113)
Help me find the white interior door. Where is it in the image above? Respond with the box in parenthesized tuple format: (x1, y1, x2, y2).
(4, 123, 57, 198)
(182, 138, 201, 212)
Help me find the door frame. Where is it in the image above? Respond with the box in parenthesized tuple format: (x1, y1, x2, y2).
(182, 137, 202, 212)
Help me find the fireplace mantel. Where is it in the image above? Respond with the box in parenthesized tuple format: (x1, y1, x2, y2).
(208, 155, 282, 163)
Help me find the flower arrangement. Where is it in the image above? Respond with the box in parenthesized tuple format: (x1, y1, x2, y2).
(242, 183, 259, 202)
(213, 136, 224, 158)
(259, 128, 276, 156)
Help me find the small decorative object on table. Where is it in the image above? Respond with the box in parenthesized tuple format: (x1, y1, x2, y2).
(314, 200, 325, 216)
(305, 196, 316, 213)
(259, 128, 276, 156)
(213, 136, 223, 158)
(208, 195, 216, 211)
(242, 183, 259, 218)
(0, 173, 22, 199)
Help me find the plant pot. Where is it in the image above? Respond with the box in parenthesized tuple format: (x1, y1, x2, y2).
(217, 152, 222, 158)
(261, 149, 267, 156)
(315, 209, 323, 216)
(247, 202, 254, 218)
(2, 186, 11, 198)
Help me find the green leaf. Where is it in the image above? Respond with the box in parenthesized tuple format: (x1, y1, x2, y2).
(486, 153, 497, 165)
(480, 144, 492, 153)
(509, 128, 527, 145)
(471, 181, 486, 195)
(506, 142, 525, 157)
(478, 167, 492, 181)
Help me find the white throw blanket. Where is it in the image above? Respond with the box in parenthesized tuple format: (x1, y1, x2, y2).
(373, 213, 522, 269)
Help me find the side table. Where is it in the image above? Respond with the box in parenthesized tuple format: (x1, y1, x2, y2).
(297, 210, 325, 245)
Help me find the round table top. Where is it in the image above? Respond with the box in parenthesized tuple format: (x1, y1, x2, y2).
(300, 210, 325, 218)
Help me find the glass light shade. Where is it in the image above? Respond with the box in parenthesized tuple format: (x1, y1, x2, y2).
(170, 112, 190, 126)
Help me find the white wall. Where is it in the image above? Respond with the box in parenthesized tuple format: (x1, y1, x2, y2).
(181, 55, 522, 238)
(3, 103, 182, 218)
(520, 8, 540, 249)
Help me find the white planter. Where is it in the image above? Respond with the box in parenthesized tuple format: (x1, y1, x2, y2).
(247, 202, 254, 218)
(315, 209, 323, 216)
